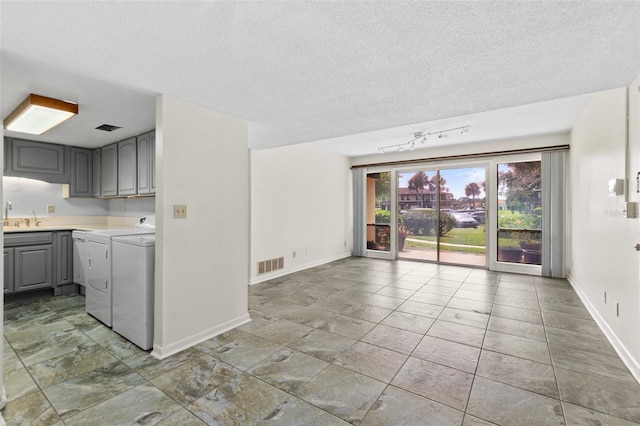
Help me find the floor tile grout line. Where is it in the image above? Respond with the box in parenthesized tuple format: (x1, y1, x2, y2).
(534, 277, 568, 426)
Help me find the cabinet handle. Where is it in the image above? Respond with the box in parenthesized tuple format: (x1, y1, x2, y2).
(89, 258, 91, 267)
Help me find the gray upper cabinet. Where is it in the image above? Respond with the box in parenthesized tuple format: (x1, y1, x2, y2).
(69, 147, 93, 198)
(4, 137, 10, 173)
(6, 138, 70, 184)
(101, 143, 118, 196)
(118, 137, 137, 196)
(137, 131, 155, 195)
(150, 131, 156, 193)
(92, 149, 102, 197)
(4, 130, 155, 199)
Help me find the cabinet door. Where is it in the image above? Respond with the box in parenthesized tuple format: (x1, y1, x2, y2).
(4, 248, 14, 294)
(118, 137, 137, 196)
(92, 149, 102, 197)
(101, 143, 118, 196)
(10, 139, 69, 183)
(14, 244, 53, 292)
(150, 131, 156, 193)
(70, 148, 93, 197)
(137, 132, 151, 194)
(56, 232, 74, 286)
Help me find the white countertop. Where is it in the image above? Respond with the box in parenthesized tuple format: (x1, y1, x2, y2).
(3, 224, 137, 233)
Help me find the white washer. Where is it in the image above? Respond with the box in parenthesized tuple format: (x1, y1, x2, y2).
(85, 228, 154, 327)
(112, 234, 155, 350)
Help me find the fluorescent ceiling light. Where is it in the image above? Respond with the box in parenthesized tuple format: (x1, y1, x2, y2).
(4, 94, 78, 135)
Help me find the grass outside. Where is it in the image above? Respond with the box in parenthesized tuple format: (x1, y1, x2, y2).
(410, 226, 487, 246)
(403, 239, 486, 254)
(405, 226, 487, 254)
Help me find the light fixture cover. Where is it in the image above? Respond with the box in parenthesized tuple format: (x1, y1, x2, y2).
(4, 94, 78, 135)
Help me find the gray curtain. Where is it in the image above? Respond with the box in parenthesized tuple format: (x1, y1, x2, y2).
(352, 168, 366, 256)
(541, 151, 566, 277)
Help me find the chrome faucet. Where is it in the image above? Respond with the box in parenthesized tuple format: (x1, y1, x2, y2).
(4, 201, 11, 227)
(31, 210, 41, 227)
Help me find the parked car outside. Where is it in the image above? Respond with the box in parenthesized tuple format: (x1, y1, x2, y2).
(470, 210, 485, 224)
(452, 212, 479, 228)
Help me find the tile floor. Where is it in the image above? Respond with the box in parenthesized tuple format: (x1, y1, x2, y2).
(3, 257, 640, 425)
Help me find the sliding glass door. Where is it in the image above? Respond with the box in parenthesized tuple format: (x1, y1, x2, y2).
(398, 166, 487, 267)
(359, 151, 558, 275)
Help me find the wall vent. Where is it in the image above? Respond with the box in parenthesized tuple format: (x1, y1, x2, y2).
(258, 257, 284, 275)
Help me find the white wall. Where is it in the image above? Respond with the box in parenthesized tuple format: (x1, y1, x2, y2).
(107, 197, 155, 217)
(250, 143, 352, 284)
(153, 95, 249, 358)
(2, 176, 108, 217)
(569, 74, 640, 380)
(2, 177, 155, 221)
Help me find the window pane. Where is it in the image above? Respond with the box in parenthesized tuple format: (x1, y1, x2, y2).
(366, 172, 391, 251)
(497, 161, 542, 265)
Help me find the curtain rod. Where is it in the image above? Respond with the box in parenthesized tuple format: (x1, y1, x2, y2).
(350, 145, 570, 169)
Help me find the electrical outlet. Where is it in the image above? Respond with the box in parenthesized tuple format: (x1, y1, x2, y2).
(47, 204, 55, 214)
(173, 204, 187, 219)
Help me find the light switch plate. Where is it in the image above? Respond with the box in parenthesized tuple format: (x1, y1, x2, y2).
(47, 204, 55, 214)
(173, 204, 187, 219)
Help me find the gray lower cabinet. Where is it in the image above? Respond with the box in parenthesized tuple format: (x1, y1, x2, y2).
(101, 143, 118, 196)
(137, 131, 155, 195)
(92, 148, 102, 197)
(4, 248, 14, 294)
(118, 137, 137, 196)
(70, 147, 93, 197)
(56, 231, 73, 286)
(14, 244, 53, 293)
(4, 231, 74, 296)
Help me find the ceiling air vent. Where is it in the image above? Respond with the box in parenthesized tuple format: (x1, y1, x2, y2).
(95, 124, 122, 132)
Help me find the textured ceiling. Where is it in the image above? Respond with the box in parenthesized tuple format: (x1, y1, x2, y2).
(1, 1, 639, 154)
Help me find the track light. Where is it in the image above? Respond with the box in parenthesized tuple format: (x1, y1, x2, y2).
(376, 125, 470, 154)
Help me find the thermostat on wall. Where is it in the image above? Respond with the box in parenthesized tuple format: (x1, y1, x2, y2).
(608, 179, 624, 197)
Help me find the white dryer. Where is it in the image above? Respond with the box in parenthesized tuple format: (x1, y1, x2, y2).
(112, 234, 155, 350)
(85, 228, 154, 327)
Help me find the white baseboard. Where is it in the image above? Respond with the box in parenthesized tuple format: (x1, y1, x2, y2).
(150, 313, 251, 359)
(249, 251, 351, 285)
(567, 273, 640, 384)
